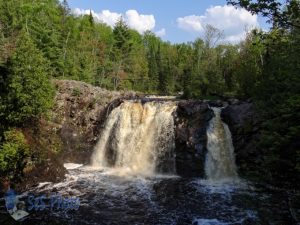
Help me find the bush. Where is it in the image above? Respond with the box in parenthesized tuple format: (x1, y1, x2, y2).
(0, 129, 29, 180)
(72, 87, 82, 97)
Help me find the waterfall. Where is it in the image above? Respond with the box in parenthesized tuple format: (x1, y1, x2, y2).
(205, 107, 238, 181)
(91, 100, 177, 176)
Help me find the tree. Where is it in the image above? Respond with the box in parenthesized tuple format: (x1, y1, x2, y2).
(125, 29, 149, 91)
(156, 42, 175, 95)
(216, 44, 239, 93)
(4, 31, 55, 124)
(227, 0, 300, 28)
(233, 30, 265, 97)
(204, 24, 224, 48)
(111, 18, 132, 90)
(60, 0, 71, 18)
(228, 0, 300, 184)
(143, 31, 161, 92)
(182, 67, 192, 98)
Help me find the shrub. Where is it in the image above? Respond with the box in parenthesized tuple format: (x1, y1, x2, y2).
(0, 129, 29, 180)
(72, 87, 82, 97)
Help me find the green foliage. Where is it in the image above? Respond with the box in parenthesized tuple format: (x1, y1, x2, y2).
(255, 28, 300, 182)
(233, 30, 265, 97)
(0, 129, 29, 180)
(0, 0, 244, 96)
(72, 87, 82, 97)
(113, 18, 132, 61)
(3, 31, 55, 124)
(227, 0, 300, 185)
(227, 0, 300, 28)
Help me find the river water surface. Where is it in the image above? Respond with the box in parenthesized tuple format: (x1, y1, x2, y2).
(0, 165, 296, 225)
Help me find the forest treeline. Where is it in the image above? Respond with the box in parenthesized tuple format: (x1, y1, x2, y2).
(0, 0, 299, 185)
(0, 0, 267, 98)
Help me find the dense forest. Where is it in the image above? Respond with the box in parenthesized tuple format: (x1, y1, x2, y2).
(0, 0, 299, 186)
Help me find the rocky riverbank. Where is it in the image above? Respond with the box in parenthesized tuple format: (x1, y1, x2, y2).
(18, 80, 138, 191)
(13, 80, 294, 191)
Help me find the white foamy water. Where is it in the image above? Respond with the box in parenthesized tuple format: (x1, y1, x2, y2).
(192, 218, 228, 225)
(91, 100, 177, 176)
(64, 163, 83, 170)
(205, 107, 238, 181)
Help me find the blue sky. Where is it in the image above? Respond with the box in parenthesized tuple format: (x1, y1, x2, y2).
(68, 0, 267, 43)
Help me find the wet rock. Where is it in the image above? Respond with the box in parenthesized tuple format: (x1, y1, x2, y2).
(174, 100, 213, 177)
(19, 155, 67, 192)
(221, 102, 262, 180)
(227, 98, 240, 105)
(208, 99, 225, 107)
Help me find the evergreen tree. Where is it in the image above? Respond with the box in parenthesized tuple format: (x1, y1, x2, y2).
(183, 68, 192, 98)
(111, 18, 132, 89)
(4, 31, 55, 124)
(143, 31, 160, 92)
(113, 18, 132, 58)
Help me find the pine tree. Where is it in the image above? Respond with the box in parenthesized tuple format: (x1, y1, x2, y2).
(111, 18, 132, 89)
(5, 31, 55, 124)
(183, 68, 192, 98)
(143, 31, 159, 92)
(113, 18, 132, 59)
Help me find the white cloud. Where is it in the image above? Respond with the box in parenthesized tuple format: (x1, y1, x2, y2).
(155, 28, 166, 37)
(73, 8, 156, 34)
(177, 15, 204, 32)
(177, 5, 259, 43)
(73, 8, 121, 27)
(126, 10, 155, 33)
(96, 10, 122, 27)
(73, 8, 85, 16)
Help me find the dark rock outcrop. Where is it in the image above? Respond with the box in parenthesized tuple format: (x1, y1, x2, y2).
(221, 101, 263, 180)
(174, 101, 213, 177)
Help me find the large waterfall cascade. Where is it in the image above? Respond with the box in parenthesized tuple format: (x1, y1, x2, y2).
(91, 100, 177, 176)
(205, 107, 238, 181)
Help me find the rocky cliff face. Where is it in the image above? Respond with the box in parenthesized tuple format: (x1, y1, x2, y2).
(53, 80, 137, 164)
(174, 101, 213, 177)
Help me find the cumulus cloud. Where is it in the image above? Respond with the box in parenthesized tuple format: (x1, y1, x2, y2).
(177, 15, 204, 32)
(177, 5, 259, 43)
(126, 10, 155, 33)
(96, 10, 122, 27)
(155, 28, 166, 37)
(73, 8, 156, 34)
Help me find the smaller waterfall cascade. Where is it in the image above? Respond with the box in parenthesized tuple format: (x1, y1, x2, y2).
(205, 107, 238, 181)
(91, 100, 177, 176)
